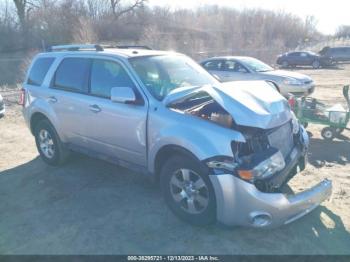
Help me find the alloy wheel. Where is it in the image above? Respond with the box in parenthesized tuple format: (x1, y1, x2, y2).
(38, 129, 55, 159)
(169, 168, 209, 214)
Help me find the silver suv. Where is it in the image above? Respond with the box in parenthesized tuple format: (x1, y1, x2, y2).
(22, 44, 331, 228)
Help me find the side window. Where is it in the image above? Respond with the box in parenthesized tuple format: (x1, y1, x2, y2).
(301, 53, 308, 57)
(27, 57, 55, 86)
(53, 58, 90, 93)
(203, 60, 223, 71)
(90, 59, 135, 98)
(223, 61, 247, 73)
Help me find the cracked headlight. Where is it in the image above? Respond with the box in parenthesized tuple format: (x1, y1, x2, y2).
(237, 148, 285, 181)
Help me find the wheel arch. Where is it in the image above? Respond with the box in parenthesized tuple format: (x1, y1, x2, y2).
(30, 111, 51, 135)
(265, 80, 280, 93)
(153, 144, 201, 184)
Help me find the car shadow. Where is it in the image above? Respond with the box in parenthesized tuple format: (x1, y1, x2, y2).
(308, 137, 350, 167)
(1, 154, 350, 254)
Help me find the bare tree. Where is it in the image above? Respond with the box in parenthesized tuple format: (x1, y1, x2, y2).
(110, 0, 147, 19)
(336, 25, 350, 38)
(13, 0, 38, 31)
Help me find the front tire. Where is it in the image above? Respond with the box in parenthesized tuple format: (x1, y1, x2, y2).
(34, 119, 69, 166)
(160, 155, 216, 225)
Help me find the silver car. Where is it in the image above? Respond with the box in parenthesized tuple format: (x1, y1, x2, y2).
(22, 44, 331, 228)
(201, 56, 315, 97)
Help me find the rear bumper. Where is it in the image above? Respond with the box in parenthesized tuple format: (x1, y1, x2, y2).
(209, 174, 332, 228)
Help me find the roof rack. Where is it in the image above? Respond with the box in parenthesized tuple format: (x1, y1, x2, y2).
(49, 44, 104, 52)
(48, 44, 152, 52)
(115, 45, 152, 50)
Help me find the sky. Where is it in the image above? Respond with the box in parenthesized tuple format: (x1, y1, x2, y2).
(148, 0, 349, 35)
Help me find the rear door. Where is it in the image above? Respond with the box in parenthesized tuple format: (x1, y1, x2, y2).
(82, 58, 148, 167)
(49, 57, 91, 147)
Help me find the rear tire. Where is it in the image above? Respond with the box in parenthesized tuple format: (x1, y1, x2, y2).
(312, 60, 320, 69)
(282, 61, 289, 68)
(160, 155, 216, 226)
(34, 119, 70, 166)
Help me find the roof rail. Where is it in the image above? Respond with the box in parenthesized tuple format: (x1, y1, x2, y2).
(115, 45, 152, 50)
(49, 44, 104, 52)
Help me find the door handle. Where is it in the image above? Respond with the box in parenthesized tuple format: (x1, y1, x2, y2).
(89, 104, 101, 113)
(48, 96, 57, 103)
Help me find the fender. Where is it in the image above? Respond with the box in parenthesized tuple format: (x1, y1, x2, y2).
(27, 97, 67, 143)
(147, 119, 245, 174)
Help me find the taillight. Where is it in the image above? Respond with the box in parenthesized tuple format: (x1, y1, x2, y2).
(19, 88, 25, 106)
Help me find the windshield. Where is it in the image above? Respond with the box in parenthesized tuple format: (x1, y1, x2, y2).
(129, 55, 217, 100)
(240, 57, 274, 72)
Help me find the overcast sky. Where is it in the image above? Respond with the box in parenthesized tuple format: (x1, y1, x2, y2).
(148, 0, 349, 35)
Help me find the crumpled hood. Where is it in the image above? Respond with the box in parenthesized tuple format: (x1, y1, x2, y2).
(164, 81, 292, 129)
(262, 70, 312, 81)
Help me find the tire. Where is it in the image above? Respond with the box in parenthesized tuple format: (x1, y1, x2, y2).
(34, 119, 70, 166)
(312, 60, 320, 69)
(321, 127, 335, 141)
(160, 155, 216, 226)
(282, 61, 289, 68)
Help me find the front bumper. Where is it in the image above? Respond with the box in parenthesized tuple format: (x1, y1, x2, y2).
(281, 83, 315, 97)
(209, 126, 332, 228)
(210, 174, 332, 228)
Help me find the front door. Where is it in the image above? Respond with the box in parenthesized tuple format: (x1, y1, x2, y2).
(83, 58, 148, 167)
(218, 60, 251, 82)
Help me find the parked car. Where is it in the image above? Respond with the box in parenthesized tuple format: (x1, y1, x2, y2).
(276, 51, 333, 69)
(0, 94, 5, 118)
(200, 56, 315, 96)
(319, 46, 350, 63)
(22, 44, 332, 228)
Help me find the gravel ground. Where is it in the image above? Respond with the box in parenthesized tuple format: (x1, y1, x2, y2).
(0, 64, 350, 255)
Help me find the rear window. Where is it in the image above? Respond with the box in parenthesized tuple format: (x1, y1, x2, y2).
(53, 58, 90, 93)
(27, 57, 55, 86)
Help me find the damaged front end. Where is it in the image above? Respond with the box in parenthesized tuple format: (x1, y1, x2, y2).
(166, 81, 332, 228)
(206, 122, 331, 228)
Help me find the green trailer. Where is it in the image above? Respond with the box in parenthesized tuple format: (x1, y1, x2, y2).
(292, 85, 350, 141)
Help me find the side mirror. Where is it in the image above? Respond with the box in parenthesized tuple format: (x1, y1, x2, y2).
(111, 86, 136, 104)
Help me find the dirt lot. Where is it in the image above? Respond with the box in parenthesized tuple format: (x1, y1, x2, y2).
(1, 65, 350, 255)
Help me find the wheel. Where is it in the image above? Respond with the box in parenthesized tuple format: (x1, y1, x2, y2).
(160, 155, 216, 225)
(34, 119, 70, 166)
(312, 60, 320, 69)
(321, 127, 335, 141)
(282, 61, 289, 68)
